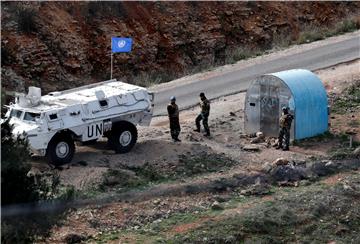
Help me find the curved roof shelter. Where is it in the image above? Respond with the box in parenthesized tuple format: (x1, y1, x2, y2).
(244, 69, 328, 140)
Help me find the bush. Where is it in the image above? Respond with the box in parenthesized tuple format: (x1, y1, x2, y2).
(332, 18, 358, 34)
(1, 120, 63, 243)
(1, 120, 38, 205)
(17, 8, 37, 34)
(297, 25, 325, 44)
(225, 46, 262, 64)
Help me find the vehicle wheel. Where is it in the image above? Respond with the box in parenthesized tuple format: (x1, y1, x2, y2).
(47, 133, 75, 166)
(109, 122, 137, 153)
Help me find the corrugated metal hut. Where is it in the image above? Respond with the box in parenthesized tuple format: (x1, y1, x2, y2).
(244, 69, 328, 140)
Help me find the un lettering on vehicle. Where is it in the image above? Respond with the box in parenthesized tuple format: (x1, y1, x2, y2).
(84, 121, 104, 140)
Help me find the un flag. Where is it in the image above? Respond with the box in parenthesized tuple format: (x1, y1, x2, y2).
(111, 37, 132, 53)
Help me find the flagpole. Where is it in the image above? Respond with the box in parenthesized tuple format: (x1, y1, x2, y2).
(110, 52, 113, 80)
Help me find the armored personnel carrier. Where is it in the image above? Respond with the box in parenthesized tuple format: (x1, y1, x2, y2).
(3, 79, 154, 165)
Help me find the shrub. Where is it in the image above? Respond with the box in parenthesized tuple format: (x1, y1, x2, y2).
(1, 120, 64, 243)
(1, 120, 37, 205)
(333, 18, 358, 34)
(297, 25, 324, 44)
(225, 46, 262, 64)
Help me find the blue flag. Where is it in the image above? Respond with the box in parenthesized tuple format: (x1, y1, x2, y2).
(111, 37, 132, 53)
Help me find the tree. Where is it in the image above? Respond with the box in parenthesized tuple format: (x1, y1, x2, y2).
(1, 120, 41, 205)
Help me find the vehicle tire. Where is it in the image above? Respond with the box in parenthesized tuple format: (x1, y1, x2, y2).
(47, 133, 75, 166)
(109, 122, 137, 153)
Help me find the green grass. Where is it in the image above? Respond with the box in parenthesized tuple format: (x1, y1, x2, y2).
(89, 171, 360, 243)
(170, 174, 360, 243)
(99, 152, 238, 193)
(225, 46, 263, 64)
(331, 81, 360, 114)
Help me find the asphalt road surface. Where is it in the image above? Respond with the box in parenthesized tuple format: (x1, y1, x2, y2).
(151, 34, 360, 116)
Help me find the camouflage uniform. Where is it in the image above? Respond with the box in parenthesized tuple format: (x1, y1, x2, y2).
(278, 113, 294, 150)
(167, 103, 181, 141)
(195, 98, 210, 136)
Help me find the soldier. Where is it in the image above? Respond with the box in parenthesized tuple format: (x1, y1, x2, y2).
(276, 107, 294, 151)
(167, 96, 181, 142)
(194, 92, 211, 136)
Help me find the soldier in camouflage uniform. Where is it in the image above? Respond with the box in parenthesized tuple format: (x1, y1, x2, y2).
(167, 96, 181, 142)
(276, 107, 294, 151)
(194, 92, 211, 136)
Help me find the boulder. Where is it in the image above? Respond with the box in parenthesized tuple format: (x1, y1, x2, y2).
(353, 147, 360, 156)
(261, 162, 273, 173)
(211, 201, 224, 210)
(250, 132, 265, 143)
(272, 157, 289, 166)
(243, 145, 260, 151)
(270, 165, 306, 182)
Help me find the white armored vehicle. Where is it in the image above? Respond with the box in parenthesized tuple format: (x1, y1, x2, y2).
(4, 79, 154, 165)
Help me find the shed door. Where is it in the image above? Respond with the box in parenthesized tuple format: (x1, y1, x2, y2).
(260, 84, 279, 137)
(246, 94, 261, 133)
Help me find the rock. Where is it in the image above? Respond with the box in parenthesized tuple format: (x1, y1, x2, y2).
(240, 184, 270, 196)
(325, 161, 335, 167)
(277, 181, 299, 187)
(353, 147, 360, 156)
(272, 157, 289, 166)
(294, 160, 306, 167)
(214, 195, 232, 203)
(250, 133, 265, 144)
(211, 201, 224, 210)
(243, 145, 260, 151)
(270, 165, 306, 182)
(309, 161, 337, 177)
(261, 162, 273, 173)
(249, 133, 257, 138)
(64, 233, 86, 244)
(229, 111, 236, 116)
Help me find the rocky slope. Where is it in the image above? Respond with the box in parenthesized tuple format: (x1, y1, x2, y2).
(1, 2, 359, 93)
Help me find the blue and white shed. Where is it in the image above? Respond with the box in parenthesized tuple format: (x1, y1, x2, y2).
(244, 69, 328, 140)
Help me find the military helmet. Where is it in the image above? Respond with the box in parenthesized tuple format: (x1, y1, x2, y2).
(199, 92, 205, 97)
(282, 106, 289, 111)
(170, 96, 176, 101)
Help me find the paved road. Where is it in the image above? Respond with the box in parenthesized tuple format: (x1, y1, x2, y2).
(151, 35, 360, 116)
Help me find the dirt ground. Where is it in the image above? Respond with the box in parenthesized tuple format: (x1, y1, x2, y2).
(33, 60, 359, 243)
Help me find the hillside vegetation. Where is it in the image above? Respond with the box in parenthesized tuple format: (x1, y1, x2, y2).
(1, 2, 359, 93)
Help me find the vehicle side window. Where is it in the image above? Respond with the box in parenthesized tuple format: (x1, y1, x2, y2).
(24, 112, 40, 121)
(99, 100, 108, 107)
(49, 113, 58, 120)
(10, 109, 23, 118)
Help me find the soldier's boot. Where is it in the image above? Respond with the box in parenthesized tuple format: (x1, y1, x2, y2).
(204, 128, 210, 137)
(282, 147, 289, 151)
(275, 144, 283, 150)
(174, 138, 181, 142)
(193, 128, 200, 132)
